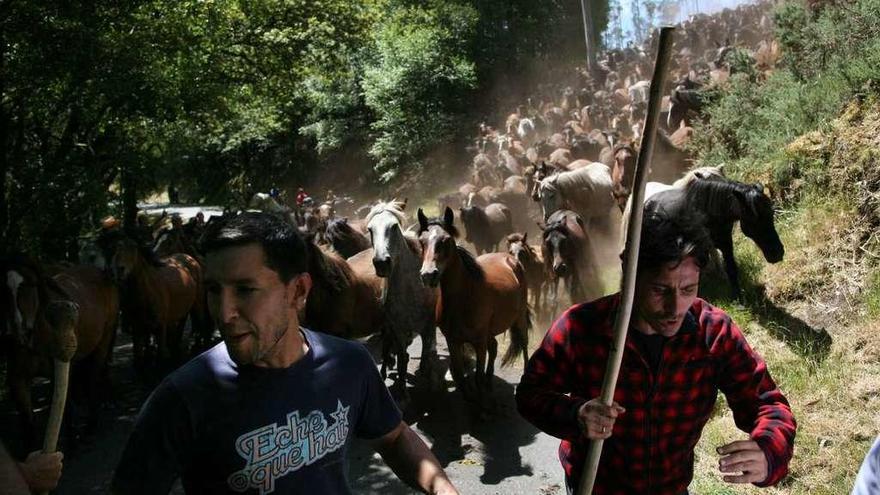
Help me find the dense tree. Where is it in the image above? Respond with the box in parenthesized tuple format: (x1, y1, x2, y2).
(2, 0, 610, 258)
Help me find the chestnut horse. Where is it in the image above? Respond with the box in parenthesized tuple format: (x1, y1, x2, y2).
(302, 238, 385, 342)
(2, 254, 119, 449)
(104, 231, 208, 370)
(417, 207, 530, 409)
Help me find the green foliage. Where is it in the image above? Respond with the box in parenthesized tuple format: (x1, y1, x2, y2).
(362, 2, 478, 181)
(2, 0, 612, 258)
(692, 0, 880, 195)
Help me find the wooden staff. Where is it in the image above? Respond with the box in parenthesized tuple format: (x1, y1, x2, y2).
(576, 26, 675, 495)
(41, 300, 78, 495)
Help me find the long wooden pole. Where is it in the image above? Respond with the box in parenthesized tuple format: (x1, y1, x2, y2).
(41, 300, 78, 495)
(579, 0, 596, 74)
(576, 26, 675, 495)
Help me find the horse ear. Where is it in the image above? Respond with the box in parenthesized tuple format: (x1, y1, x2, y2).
(523, 232, 528, 243)
(444, 206, 455, 228)
(417, 208, 428, 232)
(402, 198, 408, 209)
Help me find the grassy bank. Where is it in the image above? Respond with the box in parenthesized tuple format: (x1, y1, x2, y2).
(685, 0, 880, 491)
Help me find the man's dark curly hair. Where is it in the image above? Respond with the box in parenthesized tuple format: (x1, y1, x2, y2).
(200, 211, 308, 282)
(624, 202, 715, 276)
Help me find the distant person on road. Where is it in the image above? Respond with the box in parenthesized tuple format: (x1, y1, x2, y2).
(112, 211, 458, 495)
(295, 187, 309, 208)
(516, 206, 797, 494)
(852, 435, 880, 494)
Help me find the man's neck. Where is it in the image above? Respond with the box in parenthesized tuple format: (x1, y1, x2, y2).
(255, 324, 310, 369)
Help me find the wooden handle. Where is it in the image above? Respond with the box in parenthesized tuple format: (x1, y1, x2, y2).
(40, 301, 78, 495)
(576, 26, 676, 495)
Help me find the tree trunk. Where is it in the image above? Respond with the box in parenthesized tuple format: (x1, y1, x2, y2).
(121, 163, 138, 233)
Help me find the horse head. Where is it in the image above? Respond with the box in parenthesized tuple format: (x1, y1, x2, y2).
(735, 183, 784, 263)
(110, 236, 145, 283)
(367, 201, 408, 278)
(506, 233, 533, 268)
(417, 207, 458, 288)
(2, 254, 53, 347)
(541, 211, 586, 278)
(539, 177, 565, 221)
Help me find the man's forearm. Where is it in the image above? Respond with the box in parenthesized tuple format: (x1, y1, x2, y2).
(377, 423, 458, 495)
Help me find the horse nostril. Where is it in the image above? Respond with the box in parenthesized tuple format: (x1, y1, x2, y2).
(554, 263, 568, 276)
(373, 257, 391, 275)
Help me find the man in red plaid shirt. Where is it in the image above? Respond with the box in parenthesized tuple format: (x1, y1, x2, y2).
(516, 207, 796, 494)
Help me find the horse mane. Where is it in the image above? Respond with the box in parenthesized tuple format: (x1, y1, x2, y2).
(455, 245, 485, 281)
(507, 233, 537, 257)
(673, 165, 726, 188)
(685, 177, 755, 216)
(326, 218, 358, 242)
(365, 199, 407, 228)
(138, 238, 165, 267)
(2, 252, 68, 302)
(305, 240, 353, 294)
(402, 232, 423, 257)
(425, 219, 460, 238)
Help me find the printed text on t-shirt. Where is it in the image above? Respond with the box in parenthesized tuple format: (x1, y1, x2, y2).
(228, 400, 351, 494)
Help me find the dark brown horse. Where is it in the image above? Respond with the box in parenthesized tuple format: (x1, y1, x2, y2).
(541, 209, 599, 312)
(104, 231, 208, 369)
(459, 203, 514, 255)
(506, 233, 548, 320)
(325, 217, 371, 258)
(302, 238, 385, 341)
(417, 207, 530, 409)
(2, 254, 119, 449)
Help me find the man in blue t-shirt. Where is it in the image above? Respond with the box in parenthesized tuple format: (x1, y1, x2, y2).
(112, 212, 458, 495)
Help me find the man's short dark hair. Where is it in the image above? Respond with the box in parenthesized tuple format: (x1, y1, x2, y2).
(200, 211, 308, 282)
(627, 204, 715, 276)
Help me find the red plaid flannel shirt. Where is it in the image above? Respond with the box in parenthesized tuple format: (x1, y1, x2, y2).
(516, 294, 796, 494)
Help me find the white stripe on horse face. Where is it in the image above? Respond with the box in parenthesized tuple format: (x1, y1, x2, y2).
(6, 270, 24, 334)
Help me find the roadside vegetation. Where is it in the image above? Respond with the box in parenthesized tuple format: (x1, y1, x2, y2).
(685, 0, 880, 491)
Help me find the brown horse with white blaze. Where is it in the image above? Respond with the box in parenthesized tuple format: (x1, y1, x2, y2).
(2, 254, 119, 449)
(417, 207, 530, 409)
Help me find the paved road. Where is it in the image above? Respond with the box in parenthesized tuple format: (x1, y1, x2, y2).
(1, 330, 565, 494)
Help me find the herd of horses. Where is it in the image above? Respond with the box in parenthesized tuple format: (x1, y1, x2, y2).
(2, 1, 788, 457)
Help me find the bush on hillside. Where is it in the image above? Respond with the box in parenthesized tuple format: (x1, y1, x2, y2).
(691, 0, 880, 198)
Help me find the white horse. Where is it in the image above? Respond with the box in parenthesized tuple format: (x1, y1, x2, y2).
(366, 200, 441, 395)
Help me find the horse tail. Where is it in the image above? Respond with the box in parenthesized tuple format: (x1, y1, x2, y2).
(502, 301, 531, 367)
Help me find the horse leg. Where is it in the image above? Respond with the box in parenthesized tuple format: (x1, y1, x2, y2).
(396, 345, 409, 401)
(418, 320, 440, 390)
(157, 323, 170, 367)
(716, 234, 742, 299)
(534, 281, 543, 320)
(486, 337, 498, 392)
(473, 341, 489, 411)
(132, 326, 149, 373)
(447, 340, 471, 400)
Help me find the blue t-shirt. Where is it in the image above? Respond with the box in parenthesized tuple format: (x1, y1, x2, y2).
(853, 435, 880, 495)
(113, 329, 402, 494)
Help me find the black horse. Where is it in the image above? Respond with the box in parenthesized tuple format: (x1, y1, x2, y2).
(646, 178, 784, 299)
